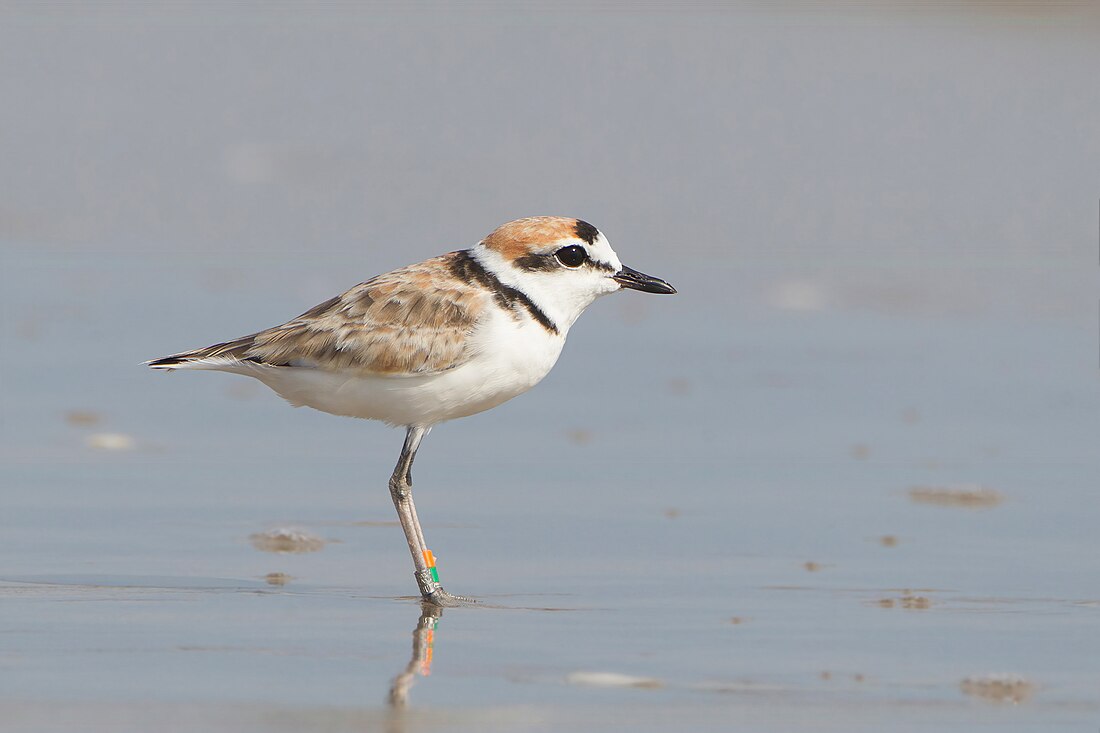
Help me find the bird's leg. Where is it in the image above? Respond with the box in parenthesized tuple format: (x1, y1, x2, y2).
(389, 426, 433, 594)
(388, 426, 474, 606)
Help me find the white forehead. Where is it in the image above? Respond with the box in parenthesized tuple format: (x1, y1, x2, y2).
(585, 231, 623, 271)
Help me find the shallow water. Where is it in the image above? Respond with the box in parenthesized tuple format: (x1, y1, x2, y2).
(4, 253, 1098, 732)
(2, 4, 1100, 732)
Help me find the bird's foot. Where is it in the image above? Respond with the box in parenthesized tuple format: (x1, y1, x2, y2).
(415, 567, 475, 606)
(422, 587, 477, 607)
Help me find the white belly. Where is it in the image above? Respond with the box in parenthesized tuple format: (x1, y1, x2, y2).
(228, 310, 566, 426)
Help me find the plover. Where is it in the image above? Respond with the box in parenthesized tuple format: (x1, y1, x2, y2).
(147, 216, 675, 604)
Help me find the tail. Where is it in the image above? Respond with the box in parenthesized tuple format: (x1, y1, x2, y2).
(145, 334, 260, 371)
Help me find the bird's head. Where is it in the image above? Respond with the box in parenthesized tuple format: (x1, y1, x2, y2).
(475, 216, 676, 330)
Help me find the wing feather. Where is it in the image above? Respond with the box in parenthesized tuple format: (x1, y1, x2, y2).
(149, 253, 487, 376)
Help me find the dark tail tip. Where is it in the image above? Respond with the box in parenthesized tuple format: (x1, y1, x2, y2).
(146, 356, 186, 368)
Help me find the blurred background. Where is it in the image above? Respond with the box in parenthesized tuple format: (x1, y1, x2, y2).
(2, 3, 1098, 732)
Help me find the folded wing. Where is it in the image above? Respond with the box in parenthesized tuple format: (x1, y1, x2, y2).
(147, 253, 486, 377)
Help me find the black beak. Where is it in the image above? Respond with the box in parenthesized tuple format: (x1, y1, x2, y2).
(613, 265, 677, 294)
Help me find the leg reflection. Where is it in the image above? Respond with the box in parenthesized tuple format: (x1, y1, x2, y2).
(387, 601, 443, 709)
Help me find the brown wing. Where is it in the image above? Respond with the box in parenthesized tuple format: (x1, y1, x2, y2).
(149, 253, 487, 376)
(246, 253, 486, 375)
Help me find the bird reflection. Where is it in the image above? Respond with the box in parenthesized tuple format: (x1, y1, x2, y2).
(387, 601, 443, 709)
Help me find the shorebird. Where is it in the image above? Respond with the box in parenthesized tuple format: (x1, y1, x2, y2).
(147, 216, 675, 604)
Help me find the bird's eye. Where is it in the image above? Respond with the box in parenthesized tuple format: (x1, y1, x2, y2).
(555, 245, 588, 268)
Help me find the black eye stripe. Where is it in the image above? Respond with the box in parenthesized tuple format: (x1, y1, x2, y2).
(513, 247, 616, 273)
(513, 253, 559, 272)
